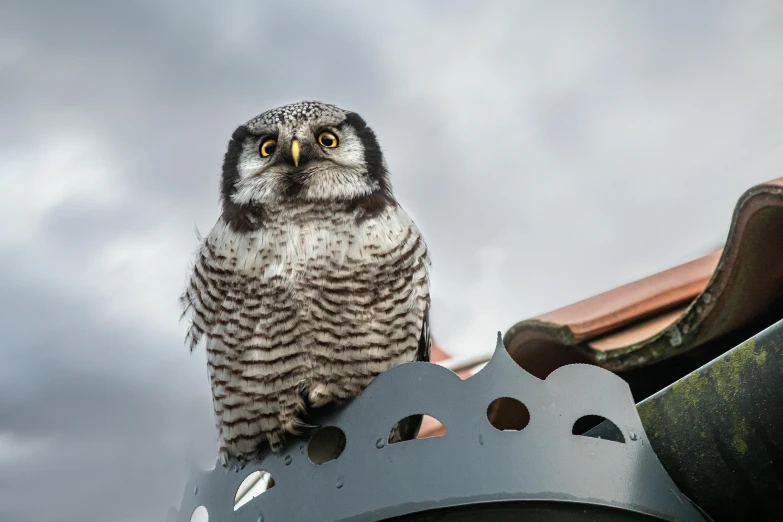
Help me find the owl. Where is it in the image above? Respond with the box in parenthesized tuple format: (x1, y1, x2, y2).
(181, 101, 431, 467)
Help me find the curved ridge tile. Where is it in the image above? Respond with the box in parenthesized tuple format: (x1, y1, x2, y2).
(504, 177, 783, 374)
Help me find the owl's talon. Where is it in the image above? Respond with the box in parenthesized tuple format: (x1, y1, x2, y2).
(219, 450, 248, 472)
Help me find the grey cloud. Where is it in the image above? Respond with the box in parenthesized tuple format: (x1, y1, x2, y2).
(2, 0, 388, 210)
(2, 1, 783, 521)
(0, 273, 216, 522)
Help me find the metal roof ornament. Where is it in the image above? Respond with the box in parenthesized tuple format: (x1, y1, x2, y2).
(170, 333, 710, 521)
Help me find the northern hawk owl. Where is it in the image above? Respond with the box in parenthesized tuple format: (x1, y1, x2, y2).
(181, 101, 431, 467)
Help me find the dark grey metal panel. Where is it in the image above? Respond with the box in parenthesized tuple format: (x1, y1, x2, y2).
(387, 501, 668, 521)
(631, 317, 783, 521)
(170, 334, 708, 522)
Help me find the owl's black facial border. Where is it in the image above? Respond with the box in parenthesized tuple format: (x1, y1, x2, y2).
(221, 125, 268, 232)
(340, 112, 395, 222)
(339, 112, 390, 196)
(221, 125, 249, 209)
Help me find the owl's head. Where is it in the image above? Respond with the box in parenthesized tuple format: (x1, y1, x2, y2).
(221, 101, 391, 213)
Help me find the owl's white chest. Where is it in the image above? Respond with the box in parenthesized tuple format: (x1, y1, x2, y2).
(208, 205, 412, 283)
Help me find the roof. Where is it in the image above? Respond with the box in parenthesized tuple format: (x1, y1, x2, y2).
(422, 177, 783, 437)
(504, 176, 783, 375)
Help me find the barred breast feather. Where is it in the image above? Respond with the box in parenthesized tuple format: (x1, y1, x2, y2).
(181, 201, 431, 465)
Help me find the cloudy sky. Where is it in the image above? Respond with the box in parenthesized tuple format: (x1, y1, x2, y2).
(2, 1, 782, 520)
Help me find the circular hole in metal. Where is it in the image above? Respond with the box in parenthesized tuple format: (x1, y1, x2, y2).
(572, 415, 626, 443)
(308, 426, 346, 465)
(388, 414, 446, 443)
(419, 414, 447, 439)
(487, 397, 530, 431)
(234, 470, 275, 511)
(190, 505, 208, 522)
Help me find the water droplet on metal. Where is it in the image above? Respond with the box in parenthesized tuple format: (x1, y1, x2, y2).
(300, 445, 305, 454)
(336, 476, 344, 489)
(284, 455, 292, 466)
(257, 513, 264, 522)
(478, 434, 484, 445)
(375, 438, 385, 449)
(629, 431, 638, 441)
(193, 485, 198, 495)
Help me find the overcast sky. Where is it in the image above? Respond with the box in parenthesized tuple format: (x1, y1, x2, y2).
(2, 1, 782, 521)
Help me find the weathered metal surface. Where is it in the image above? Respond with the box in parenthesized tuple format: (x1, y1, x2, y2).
(171, 335, 708, 522)
(387, 500, 665, 521)
(587, 318, 783, 521)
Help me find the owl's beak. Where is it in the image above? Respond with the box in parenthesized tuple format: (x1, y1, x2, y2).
(291, 139, 301, 167)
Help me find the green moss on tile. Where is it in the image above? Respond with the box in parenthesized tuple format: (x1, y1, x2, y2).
(733, 419, 750, 455)
(712, 339, 757, 403)
(754, 349, 767, 367)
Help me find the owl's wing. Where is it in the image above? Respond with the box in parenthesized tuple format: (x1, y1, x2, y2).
(416, 302, 431, 363)
(389, 301, 431, 443)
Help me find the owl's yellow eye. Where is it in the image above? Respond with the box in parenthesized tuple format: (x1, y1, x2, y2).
(260, 139, 276, 157)
(318, 131, 338, 148)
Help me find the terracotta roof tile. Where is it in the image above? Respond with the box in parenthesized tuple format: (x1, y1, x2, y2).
(535, 249, 721, 345)
(504, 177, 783, 376)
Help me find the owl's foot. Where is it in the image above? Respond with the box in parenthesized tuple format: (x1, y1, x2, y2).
(307, 383, 336, 408)
(219, 449, 248, 472)
(266, 430, 286, 454)
(290, 417, 317, 432)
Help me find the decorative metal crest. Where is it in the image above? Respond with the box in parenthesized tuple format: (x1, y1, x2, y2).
(170, 334, 709, 521)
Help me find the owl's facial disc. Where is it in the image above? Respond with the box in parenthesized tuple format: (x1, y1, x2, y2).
(222, 102, 391, 208)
